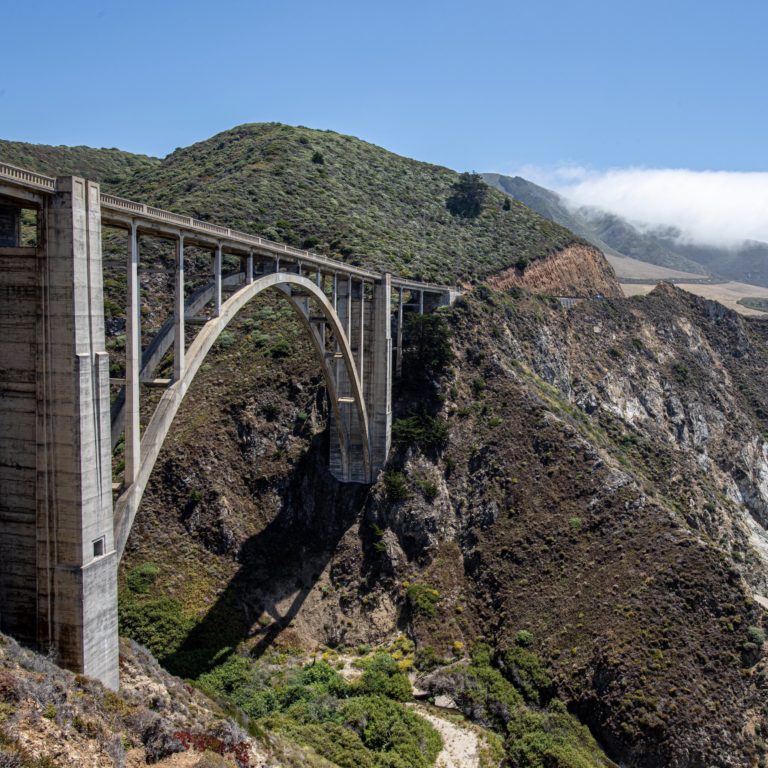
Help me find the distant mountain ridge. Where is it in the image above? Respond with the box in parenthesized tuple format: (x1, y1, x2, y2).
(484, 172, 768, 287)
(483, 173, 707, 274)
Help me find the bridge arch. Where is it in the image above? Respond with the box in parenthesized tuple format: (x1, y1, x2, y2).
(113, 272, 370, 560)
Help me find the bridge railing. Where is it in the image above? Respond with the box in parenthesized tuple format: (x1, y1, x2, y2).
(0, 162, 56, 192)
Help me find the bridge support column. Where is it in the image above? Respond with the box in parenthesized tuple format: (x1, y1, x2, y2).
(367, 274, 392, 475)
(213, 242, 222, 316)
(329, 276, 366, 482)
(125, 221, 140, 485)
(173, 235, 185, 383)
(35, 177, 118, 688)
(396, 287, 404, 378)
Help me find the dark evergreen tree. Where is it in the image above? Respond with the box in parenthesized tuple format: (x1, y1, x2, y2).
(446, 172, 487, 218)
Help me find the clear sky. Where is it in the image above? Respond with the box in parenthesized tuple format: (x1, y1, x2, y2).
(1, 0, 766, 175)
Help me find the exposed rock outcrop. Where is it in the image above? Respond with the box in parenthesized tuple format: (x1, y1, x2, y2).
(487, 243, 623, 298)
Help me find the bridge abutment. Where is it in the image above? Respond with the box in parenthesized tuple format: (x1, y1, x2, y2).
(0, 177, 118, 688)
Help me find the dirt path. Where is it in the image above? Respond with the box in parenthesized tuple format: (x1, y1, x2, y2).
(409, 703, 483, 768)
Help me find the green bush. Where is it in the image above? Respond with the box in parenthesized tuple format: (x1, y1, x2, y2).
(746, 625, 766, 646)
(199, 650, 439, 768)
(262, 402, 280, 421)
(432, 658, 523, 732)
(506, 699, 615, 767)
(672, 362, 689, 383)
(501, 643, 553, 705)
(338, 696, 441, 767)
(515, 630, 534, 648)
(415, 478, 439, 500)
(118, 596, 194, 662)
(392, 413, 449, 452)
(216, 330, 236, 349)
(356, 653, 412, 702)
(268, 339, 291, 359)
(406, 584, 442, 617)
(415, 645, 447, 672)
(383, 471, 409, 502)
(126, 563, 161, 594)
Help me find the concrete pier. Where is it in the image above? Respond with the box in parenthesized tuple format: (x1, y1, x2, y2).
(0, 177, 118, 688)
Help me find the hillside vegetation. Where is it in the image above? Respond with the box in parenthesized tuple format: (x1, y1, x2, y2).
(106, 123, 583, 283)
(0, 139, 159, 186)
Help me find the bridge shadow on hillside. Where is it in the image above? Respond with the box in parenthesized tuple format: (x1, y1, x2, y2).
(163, 432, 371, 679)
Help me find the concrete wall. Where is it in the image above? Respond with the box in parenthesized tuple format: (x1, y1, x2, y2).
(0, 242, 39, 644)
(0, 180, 119, 689)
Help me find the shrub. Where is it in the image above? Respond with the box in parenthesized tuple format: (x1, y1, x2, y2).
(406, 584, 442, 617)
(515, 630, 534, 648)
(414, 646, 446, 673)
(501, 644, 553, 705)
(416, 478, 439, 501)
(216, 330, 236, 349)
(506, 699, 614, 767)
(568, 516, 583, 532)
(515, 256, 530, 272)
(338, 695, 441, 767)
(746, 625, 766, 646)
(392, 414, 449, 452)
(672, 362, 689, 383)
(427, 658, 522, 731)
(118, 596, 194, 662)
(311, 151, 325, 165)
(126, 563, 161, 595)
(383, 471, 409, 502)
(357, 653, 412, 702)
(262, 402, 280, 421)
(268, 339, 291, 359)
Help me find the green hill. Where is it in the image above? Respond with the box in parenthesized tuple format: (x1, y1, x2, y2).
(106, 122, 583, 282)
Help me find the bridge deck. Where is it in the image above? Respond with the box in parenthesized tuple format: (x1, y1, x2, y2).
(0, 161, 453, 295)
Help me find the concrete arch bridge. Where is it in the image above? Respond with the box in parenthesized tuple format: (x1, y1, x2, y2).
(0, 164, 457, 687)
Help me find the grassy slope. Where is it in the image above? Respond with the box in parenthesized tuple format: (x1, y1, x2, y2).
(0, 138, 159, 187)
(111, 122, 583, 282)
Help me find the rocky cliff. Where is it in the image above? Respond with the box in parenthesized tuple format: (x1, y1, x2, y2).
(119, 282, 768, 767)
(486, 243, 623, 298)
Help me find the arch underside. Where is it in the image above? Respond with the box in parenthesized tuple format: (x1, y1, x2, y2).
(113, 272, 370, 560)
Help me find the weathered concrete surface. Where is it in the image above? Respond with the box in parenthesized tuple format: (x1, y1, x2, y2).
(0, 179, 118, 688)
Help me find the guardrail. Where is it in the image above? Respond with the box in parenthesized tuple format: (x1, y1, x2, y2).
(0, 162, 56, 192)
(1, 162, 454, 293)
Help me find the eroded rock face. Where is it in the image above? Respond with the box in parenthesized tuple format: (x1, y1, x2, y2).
(487, 243, 623, 298)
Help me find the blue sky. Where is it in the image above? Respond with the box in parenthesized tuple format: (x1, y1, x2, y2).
(2, 0, 766, 176)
